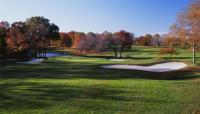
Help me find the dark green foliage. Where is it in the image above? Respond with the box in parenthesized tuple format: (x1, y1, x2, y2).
(0, 21, 9, 58)
(25, 16, 60, 58)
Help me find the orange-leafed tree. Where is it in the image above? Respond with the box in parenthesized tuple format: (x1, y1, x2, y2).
(67, 31, 76, 48)
(67, 31, 85, 49)
(74, 32, 85, 49)
(160, 48, 177, 59)
(169, 24, 189, 48)
(59, 32, 72, 48)
(136, 34, 152, 46)
(7, 22, 30, 58)
(162, 34, 177, 47)
(170, 0, 200, 63)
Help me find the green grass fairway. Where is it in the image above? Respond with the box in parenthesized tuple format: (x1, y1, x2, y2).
(1, 47, 200, 114)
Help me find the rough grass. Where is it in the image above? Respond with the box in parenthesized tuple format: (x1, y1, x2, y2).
(1, 46, 200, 114)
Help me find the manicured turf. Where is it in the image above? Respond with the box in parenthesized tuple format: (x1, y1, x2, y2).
(1, 47, 200, 114)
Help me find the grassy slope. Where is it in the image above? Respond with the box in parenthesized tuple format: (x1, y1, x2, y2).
(1, 47, 200, 114)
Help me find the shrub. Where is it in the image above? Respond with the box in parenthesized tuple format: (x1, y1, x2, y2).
(160, 48, 177, 58)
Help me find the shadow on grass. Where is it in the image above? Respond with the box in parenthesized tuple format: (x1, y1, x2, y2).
(1, 59, 200, 81)
(162, 56, 200, 60)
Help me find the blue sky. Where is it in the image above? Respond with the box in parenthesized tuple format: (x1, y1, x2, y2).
(0, 0, 189, 36)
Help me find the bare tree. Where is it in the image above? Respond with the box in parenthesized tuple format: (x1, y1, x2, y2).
(151, 34, 161, 47)
(95, 32, 112, 54)
(77, 32, 96, 53)
(77, 32, 112, 54)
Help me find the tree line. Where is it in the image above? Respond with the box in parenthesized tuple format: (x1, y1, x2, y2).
(52, 31, 134, 58)
(0, 16, 59, 59)
(1, 0, 200, 62)
(0, 16, 135, 59)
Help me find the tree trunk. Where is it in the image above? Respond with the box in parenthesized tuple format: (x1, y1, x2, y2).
(113, 48, 118, 58)
(193, 44, 196, 63)
(34, 48, 37, 58)
(42, 48, 44, 58)
(44, 48, 46, 58)
(41, 48, 43, 58)
(119, 47, 124, 58)
(38, 48, 41, 58)
(115, 52, 117, 58)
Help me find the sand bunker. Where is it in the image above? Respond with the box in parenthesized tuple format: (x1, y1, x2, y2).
(102, 62, 188, 72)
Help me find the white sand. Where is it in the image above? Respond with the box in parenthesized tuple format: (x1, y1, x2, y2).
(102, 62, 188, 72)
(109, 59, 125, 62)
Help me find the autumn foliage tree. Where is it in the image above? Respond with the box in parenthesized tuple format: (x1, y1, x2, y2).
(170, 0, 200, 63)
(0, 21, 9, 58)
(26, 16, 59, 58)
(67, 31, 76, 48)
(162, 34, 178, 47)
(61, 33, 72, 48)
(136, 34, 152, 46)
(1, 16, 60, 59)
(77, 31, 111, 54)
(169, 24, 189, 48)
(7, 22, 30, 58)
(111, 30, 134, 58)
(67, 31, 85, 49)
(52, 32, 72, 49)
